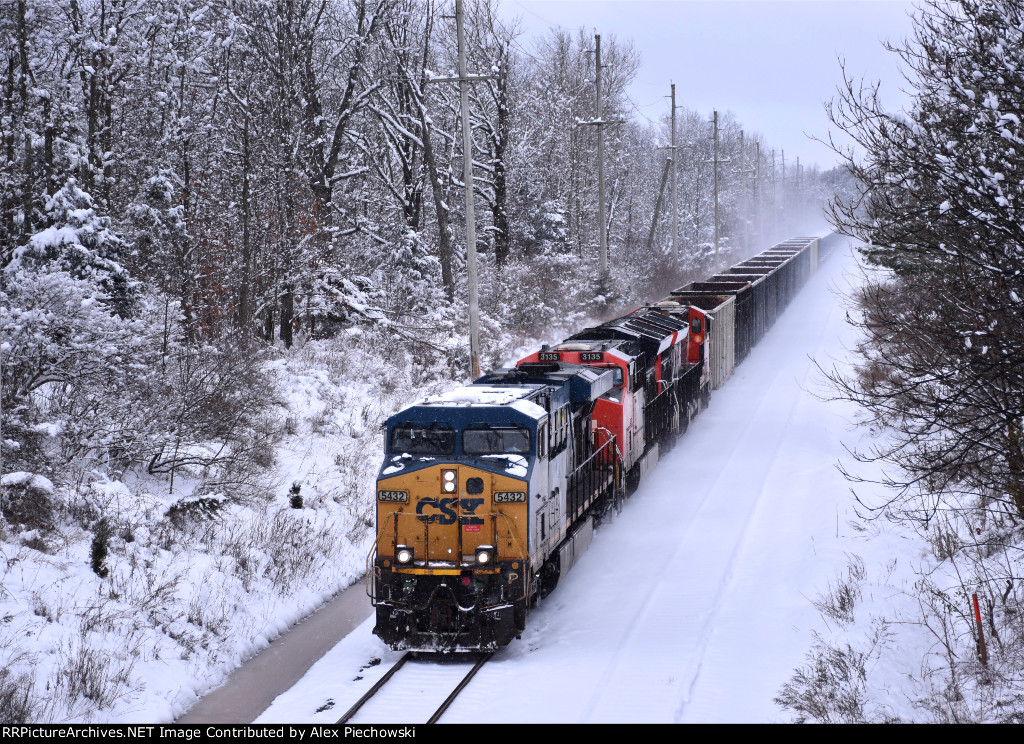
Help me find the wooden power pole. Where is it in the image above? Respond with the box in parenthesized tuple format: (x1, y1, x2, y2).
(580, 35, 625, 277)
(754, 140, 762, 246)
(645, 158, 672, 253)
(781, 148, 786, 226)
(671, 83, 678, 265)
(595, 33, 608, 276)
(425, 2, 493, 377)
(735, 130, 754, 253)
(653, 83, 681, 263)
(713, 110, 720, 261)
(456, 0, 480, 378)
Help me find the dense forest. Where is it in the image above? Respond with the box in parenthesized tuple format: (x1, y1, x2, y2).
(1, 0, 838, 487)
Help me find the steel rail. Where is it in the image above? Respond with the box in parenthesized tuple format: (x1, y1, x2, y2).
(426, 653, 492, 724)
(336, 652, 411, 724)
(337, 652, 491, 725)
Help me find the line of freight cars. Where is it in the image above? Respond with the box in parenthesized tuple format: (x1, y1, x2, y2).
(368, 234, 839, 651)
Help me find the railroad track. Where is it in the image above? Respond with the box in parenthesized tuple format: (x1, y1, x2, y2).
(337, 652, 492, 724)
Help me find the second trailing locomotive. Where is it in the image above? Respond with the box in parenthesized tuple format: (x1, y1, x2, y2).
(367, 235, 834, 651)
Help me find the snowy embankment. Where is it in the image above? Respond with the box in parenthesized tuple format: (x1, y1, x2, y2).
(254, 242, 936, 724)
(0, 336, 451, 723)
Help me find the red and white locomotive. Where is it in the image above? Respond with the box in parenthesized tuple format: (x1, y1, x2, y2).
(517, 302, 709, 490)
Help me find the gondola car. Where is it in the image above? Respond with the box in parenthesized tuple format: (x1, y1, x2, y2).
(368, 235, 833, 651)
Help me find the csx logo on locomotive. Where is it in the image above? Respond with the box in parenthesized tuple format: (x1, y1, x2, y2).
(416, 497, 485, 524)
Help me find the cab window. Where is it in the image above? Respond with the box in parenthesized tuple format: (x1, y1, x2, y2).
(691, 317, 702, 334)
(390, 425, 456, 455)
(550, 407, 569, 456)
(463, 427, 531, 455)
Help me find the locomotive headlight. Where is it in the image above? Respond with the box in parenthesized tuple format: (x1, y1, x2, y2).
(475, 546, 494, 565)
(396, 545, 414, 565)
(441, 469, 457, 493)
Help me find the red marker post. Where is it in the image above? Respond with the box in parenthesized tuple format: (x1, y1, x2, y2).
(972, 592, 988, 666)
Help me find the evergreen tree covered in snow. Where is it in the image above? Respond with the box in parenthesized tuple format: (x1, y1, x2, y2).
(10, 179, 137, 315)
(125, 172, 187, 294)
(382, 229, 445, 316)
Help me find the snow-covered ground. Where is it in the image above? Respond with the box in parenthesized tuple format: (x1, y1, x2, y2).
(252, 242, 931, 723)
(0, 333, 444, 724)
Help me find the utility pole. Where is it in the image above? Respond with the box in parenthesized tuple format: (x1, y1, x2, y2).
(645, 157, 672, 253)
(796, 156, 802, 212)
(671, 83, 678, 265)
(739, 129, 747, 252)
(595, 33, 608, 276)
(580, 35, 624, 276)
(457, 0, 481, 377)
(424, 9, 491, 372)
(713, 110, 720, 261)
(734, 130, 755, 254)
(703, 111, 730, 262)
(654, 83, 682, 263)
(741, 128, 749, 252)
(771, 149, 778, 239)
(780, 149, 787, 235)
(754, 140, 761, 247)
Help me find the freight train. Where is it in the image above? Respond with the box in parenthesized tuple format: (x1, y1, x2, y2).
(367, 234, 838, 651)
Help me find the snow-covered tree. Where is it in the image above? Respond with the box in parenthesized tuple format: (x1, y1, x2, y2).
(828, 0, 1024, 522)
(10, 178, 136, 315)
(819, 0, 1024, 720)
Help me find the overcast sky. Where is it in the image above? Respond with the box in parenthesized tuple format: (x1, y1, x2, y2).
(500, 0, 918, 170)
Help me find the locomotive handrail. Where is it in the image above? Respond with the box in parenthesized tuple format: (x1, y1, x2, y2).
(644, 379, 677, 443)
(572, 434, 620, 476)
(366, 511, 398, 600)
(591, 426, 622, 463)
(649, 377, 676, 401)
(567, 435, 621, 522)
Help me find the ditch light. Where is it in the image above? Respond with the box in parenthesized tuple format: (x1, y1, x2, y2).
(396, 545, 414, 565)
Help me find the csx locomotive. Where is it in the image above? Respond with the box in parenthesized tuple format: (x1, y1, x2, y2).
(367, 235, 833, 651)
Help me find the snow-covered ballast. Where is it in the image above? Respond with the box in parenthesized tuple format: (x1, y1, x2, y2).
(369, 364, 620, 651)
